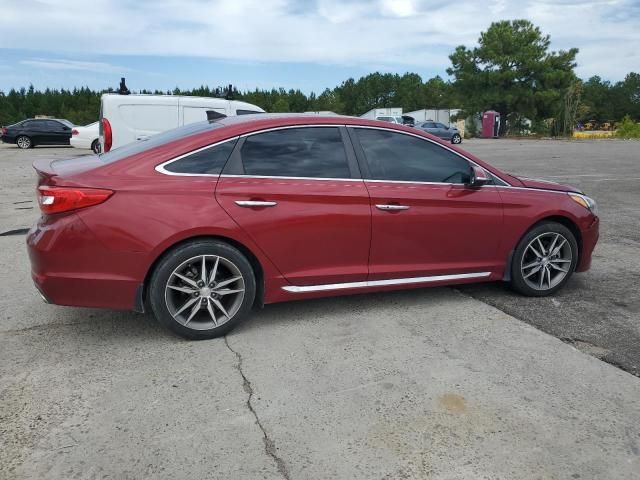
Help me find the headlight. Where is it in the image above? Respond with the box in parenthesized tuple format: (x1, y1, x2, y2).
(569, 193, 598, 216)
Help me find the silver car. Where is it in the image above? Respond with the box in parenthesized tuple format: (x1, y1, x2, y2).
(417, 121, 462, 144)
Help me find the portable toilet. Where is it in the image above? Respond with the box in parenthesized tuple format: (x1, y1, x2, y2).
(482, 111, 500, 138)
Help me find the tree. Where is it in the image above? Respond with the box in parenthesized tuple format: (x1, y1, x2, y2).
(447, 20, 578, 135)
(271, 98, 290, 112)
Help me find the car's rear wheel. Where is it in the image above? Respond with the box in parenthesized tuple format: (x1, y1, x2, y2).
(510, 222, 578, 296)
(16, 136, 32, 149)
(91, 139, 101, 154)
(451, 133, 462, 144)
(149, 240, 256, 339)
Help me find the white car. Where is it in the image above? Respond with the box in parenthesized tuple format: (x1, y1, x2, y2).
(99, 94, 265, 152)
(70, 122, 100, 153)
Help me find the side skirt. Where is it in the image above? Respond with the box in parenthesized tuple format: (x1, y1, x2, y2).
(282, 272, 492, 293)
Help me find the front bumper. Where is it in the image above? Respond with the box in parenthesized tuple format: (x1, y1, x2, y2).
(576, 215, 599, 272)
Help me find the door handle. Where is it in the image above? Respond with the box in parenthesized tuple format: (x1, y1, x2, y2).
(235, 200, 277, 207)
(375, 204, 410, 211)
(136, 135, 150, 141)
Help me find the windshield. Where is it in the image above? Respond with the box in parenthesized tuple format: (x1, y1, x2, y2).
(58, 119, 75, 127)
(98, 120, 224, 164)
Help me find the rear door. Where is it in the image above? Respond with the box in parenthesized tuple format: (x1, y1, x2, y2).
(350, 127, 503, 280)
(28, 120, 48, 144)
(421, 121, 438, 136)
(215, 126, 371, 286)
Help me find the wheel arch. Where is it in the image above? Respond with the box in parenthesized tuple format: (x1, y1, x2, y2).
(503, 214, 582, 281)
(138, 234, 265, 313)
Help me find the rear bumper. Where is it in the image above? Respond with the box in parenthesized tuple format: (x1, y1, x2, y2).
(27, 214, 143, 310)
(70, 137, 93, 149)
(1, 135, 15, 144)
(576, 215, 599, 272)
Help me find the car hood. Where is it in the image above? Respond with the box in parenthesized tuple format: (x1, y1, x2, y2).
(509, 175, 581, 193)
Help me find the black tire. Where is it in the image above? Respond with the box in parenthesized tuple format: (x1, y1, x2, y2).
(510, 221, 578, 297)
(451, 133, 462, 144)
(149, 239, 256, 339)
(16, 135, 32, 149)
(91, 139, 101, 154)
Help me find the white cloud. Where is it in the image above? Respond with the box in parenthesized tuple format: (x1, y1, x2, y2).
(0, 0, 637, 80)
(380, 0, 417, 17)
(20, 58, 128, 74)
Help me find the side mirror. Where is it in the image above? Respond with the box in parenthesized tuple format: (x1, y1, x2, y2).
(467, 165, 492, 187)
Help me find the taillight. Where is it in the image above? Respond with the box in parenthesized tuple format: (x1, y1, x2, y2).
(1, 127, 7, 135)
(102, 118, 112, 152)
(37, 186, 113, 215)
(71, 129, 79, 136)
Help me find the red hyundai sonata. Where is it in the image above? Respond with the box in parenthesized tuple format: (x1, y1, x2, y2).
(27, 114, 599, 339)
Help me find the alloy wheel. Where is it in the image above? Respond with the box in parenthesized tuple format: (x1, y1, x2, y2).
(521, 232, 572, 291)
(17, 136, 31, 149)
(164, 254, 245, 330)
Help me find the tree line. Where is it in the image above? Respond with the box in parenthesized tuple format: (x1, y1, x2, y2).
(0, 20, 638, 136)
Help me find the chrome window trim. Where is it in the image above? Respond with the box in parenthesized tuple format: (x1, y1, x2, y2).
(220, 174, 359, 182)
(364, 178, 471, 187)
(154, 123, 569, 194)
(238, 123, 345, 138)
(155, 137, 239, 177)
(282, 272, 492, 293)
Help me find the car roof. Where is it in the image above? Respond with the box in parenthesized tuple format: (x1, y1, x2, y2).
(214, 113, 412, 132)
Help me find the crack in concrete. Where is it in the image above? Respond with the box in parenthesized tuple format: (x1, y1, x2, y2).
(224, 336, 292, 480)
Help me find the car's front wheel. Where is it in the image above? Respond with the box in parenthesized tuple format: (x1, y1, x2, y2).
(451, 133, 462, 144)
(149, 240, 256, 339)
(510, 222, 578, 296)
(16, 136, 32, 149)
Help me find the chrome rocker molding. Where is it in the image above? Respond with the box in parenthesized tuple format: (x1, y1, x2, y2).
(282, 271, 491, 293)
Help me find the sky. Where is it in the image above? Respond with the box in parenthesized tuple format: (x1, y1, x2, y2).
(0, 0, 638, 94)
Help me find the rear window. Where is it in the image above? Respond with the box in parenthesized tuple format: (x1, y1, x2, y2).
(163, 139, 237, 175)
(98, 121, 224, 164)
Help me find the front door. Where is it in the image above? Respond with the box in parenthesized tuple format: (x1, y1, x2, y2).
(349, 127, 504, 281)
(47, 120, 70, 144)
(216, 126, 371, 286)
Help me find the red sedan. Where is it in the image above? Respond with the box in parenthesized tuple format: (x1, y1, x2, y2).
(27, 115, 599, 339)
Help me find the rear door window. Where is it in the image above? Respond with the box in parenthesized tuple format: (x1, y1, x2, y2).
(183, 106, 225, 125)
(239, 127, 351, 179)
(236, 109, 263, 115)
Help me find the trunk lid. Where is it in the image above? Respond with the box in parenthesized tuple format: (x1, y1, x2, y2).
(33, 155, 106, 187)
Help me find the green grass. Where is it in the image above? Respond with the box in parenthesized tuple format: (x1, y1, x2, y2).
(615, 116, 640, 139)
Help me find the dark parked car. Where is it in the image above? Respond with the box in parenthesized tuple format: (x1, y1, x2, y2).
(1, 118, 74, 149)
(417, 121, 462, 144)
(28, 115, 599, 340)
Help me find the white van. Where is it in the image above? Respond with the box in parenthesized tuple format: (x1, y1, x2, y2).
(99, 94, 265, 152)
